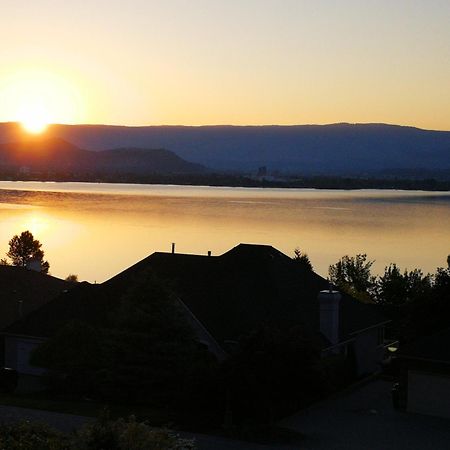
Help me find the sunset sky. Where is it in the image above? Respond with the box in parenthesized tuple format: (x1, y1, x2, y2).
(1, 0, 449, 130)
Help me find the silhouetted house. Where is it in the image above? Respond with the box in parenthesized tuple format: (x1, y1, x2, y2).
(0, 266, 70, 375)
(394, 328, 450, 419)
(0, 266, 69, 329)
(3, 244, 388, 376)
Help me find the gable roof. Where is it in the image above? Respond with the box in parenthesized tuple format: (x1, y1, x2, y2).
(4, 244, 386, 348)
(0, 266, 70, 330)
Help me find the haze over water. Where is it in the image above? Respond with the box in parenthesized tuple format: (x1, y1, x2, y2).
(0, 181, 449, 283)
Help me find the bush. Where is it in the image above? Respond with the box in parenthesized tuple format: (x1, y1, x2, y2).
(74, 414, 195, 450)
(0, 416, 195, 450)
(0, 421, 70, 450)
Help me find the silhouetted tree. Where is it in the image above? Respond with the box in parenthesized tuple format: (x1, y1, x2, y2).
(328, 254, 375, 302)
(375, 264, 406, 306)
(6, 230, 49, 274)
(293, 247, 313, 271)
(374, 264, 432, 306)
(65, 274, 78, 283)
(435, 265, 450, 292)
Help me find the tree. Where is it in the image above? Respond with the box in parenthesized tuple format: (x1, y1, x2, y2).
(6, 230, 49, 274)
(374, 264, 432, 306)
(293, 247, 313, 271)
(65, 274, 78, 283)
(375, 263, 406, 306)
(328, 254, 375, 302)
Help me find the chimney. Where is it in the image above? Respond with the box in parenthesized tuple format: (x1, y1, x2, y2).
(171, 243, 176, 254)
(318, 289, 341, 347)
(207, 250, 211, 256)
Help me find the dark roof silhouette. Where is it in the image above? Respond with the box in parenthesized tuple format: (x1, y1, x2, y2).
(4, 244, 386, 347)
(0, 266, 70, 330)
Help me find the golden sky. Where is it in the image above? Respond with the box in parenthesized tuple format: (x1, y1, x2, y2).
(1, 0, 449, 130)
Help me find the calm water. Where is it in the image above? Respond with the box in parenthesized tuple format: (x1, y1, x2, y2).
(0, 181, 449, 282)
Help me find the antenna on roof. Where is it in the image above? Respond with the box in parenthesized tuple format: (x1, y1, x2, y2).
(171, 243, 176, 254)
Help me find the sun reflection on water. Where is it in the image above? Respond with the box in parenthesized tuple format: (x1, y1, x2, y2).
(0, 183, 448, 282)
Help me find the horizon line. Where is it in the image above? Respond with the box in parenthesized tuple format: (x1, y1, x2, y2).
(1, 121, 449, 133)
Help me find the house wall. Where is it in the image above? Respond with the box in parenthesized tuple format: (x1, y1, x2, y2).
(4, 336, 46, 376)
(407, 370, 450, 419)
(353, 328, 384, 376)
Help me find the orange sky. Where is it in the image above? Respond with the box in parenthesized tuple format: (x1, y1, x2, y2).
(1, 1, 449, 131)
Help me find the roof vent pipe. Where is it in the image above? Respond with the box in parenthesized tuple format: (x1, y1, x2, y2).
(171, 243, 176, 254)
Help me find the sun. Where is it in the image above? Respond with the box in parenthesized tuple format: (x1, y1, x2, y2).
(0, 67, 85, 133)
(22, 120, 47, 134)
(20, 104, 50, 134)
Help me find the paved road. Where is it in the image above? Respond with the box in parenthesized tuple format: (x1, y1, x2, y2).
(280, 378, 450, 450)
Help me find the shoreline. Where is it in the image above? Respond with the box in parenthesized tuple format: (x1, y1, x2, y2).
(0, 175, 449, 194)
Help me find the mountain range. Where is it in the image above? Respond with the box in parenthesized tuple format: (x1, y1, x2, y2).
(0, 122, 449, 176)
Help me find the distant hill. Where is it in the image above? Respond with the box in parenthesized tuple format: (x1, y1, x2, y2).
(0, 136, 205, 175)
(0, 122, 449, 176)
(1, 122, 449, 175)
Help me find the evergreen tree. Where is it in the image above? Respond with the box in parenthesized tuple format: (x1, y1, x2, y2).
(293, 247, 313, 271)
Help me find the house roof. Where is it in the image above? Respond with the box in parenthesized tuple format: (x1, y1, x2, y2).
(398, 328, 450, 364)
(0, 266, 70, 330)
(4, 244, 386, 347)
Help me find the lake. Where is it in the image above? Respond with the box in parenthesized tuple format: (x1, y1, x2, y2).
(0, 181, 449, 283)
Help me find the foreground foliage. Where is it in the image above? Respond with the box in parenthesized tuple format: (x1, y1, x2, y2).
(0, 421, 69, 450)
(0, 416, 195, 450)
(74, 414, 195, 450)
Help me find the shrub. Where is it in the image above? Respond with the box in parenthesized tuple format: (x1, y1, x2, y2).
(0, 421, 70, 450)
(74, 414, 196, 450)
(0, 416, 196, 450)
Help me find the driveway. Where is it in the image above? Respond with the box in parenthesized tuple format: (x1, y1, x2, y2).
(280, 378, 450, 450)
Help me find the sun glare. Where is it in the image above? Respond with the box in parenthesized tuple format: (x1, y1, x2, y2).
(19, 104, 50, 134)
(0, 68, 84, 132)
